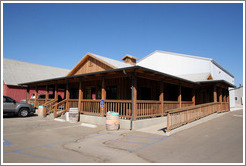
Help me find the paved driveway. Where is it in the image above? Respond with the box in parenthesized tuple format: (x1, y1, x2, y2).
(3, 109, 243, 163)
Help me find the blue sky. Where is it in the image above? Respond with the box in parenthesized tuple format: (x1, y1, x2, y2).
(3, 3, 243, 86)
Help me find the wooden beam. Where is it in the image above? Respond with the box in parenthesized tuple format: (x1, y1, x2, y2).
(178, 85, 182, 108)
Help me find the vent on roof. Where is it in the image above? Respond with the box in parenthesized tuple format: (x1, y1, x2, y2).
(122, 55, 138, 65)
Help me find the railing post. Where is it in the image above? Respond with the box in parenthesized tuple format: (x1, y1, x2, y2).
(167, 112, 170, 132)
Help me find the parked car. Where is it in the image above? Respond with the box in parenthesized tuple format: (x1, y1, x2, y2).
(3, 96, 35, 117)
(20, 94, 63, 103)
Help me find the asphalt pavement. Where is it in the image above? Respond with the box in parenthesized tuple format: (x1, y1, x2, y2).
(3, 109, 244, 163)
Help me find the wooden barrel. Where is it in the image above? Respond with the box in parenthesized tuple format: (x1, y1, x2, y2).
(106, 111, 120, 131)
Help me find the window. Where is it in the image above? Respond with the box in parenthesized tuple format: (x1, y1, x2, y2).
(4, 96, 15, 103)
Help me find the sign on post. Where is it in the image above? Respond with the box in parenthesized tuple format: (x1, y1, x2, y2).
(100, 99, 104, 108)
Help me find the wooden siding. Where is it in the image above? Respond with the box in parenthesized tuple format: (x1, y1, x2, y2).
(73, 56, 114, 75)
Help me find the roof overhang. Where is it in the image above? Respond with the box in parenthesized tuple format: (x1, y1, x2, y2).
(19, 65, 235, 89)
(19, 65, 198, 88)
(197, 80, 235, 88)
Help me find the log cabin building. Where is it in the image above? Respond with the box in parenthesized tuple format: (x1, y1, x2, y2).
(20, 52, 234, 126)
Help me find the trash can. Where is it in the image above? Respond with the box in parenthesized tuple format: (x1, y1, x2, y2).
(69, 108, 79, 123)
(106, 111, 120, 131)
(38, 106, 43, 117)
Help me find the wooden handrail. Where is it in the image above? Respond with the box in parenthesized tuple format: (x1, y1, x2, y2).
(181, 101, 193, 103)
(106, 100, 131, 103)
(166, 102, 228, 132)
(167, 102, 218, 114)
(163, 101, 179, 104)
(54, 99, 68, 118)
(137, 100, 161, 104)
(43, 98, 57, 106)
(55, 99, 68, 106)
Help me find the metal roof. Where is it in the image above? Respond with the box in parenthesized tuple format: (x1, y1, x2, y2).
(89, 53, 133, 69)
(3, 58, 70, 86)
(137, 50, 234, 78)
(177, 73, 211, 82)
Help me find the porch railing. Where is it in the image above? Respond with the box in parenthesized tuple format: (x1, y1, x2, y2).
(181, 101, 193, 107)
(163, 101, 179, 112)
(166, 102, 228, 132)
(68, 99, 79, 108)
(105, 100, 132, 119)
(219, 102, 230, 113)
(137, 100, 161, 119)
(81, 99, 101, 115)
(54, 99, 68, 117)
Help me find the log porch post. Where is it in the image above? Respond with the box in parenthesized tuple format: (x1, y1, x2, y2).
(192, 88, 196, 106)
(223, 88, 226, 102)
(213, 85, 217, 102)
(66, 80, 70, 112)
(55, 83, 58, 100)
(34, 86, 38, 108)
(101, 77, 106, 117)
(218, 87, 222, 112)
(226, 88, 230, 111)
(45, 85, 49, 103)
(26, 87, 30, 103)
(159, 81, 164, 116)
(132, 74, 137, 121)
(78, 78, 83, 121)
(178, 85, 182, 108)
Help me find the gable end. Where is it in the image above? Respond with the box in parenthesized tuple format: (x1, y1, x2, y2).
(67, 53, 116, 76)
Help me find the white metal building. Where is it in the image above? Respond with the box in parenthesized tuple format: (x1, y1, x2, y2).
(137, 50, 235, 107)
